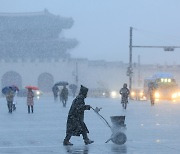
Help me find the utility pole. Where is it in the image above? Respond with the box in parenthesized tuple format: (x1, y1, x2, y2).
(128, 27, 133, 91)
(138, 55, 141, 87)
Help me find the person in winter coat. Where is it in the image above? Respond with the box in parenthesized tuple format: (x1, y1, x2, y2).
(60, 85, 68, 107)
(52, 85, 59, 101)
(27, 88, 34, 113)
(119, 83, 130, 109)
(5, 90, 15, 113)
(148, 82, 156, 105)
(63, 85, 94, 146)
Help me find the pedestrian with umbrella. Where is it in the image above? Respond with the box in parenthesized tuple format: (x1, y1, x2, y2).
(25, 86, 38, 113)
(2, 86, 15, 113)
(53, 81, 68, 103)
(63, 85, 94, 145)
(60, 85, 69, 107)
(52, 85, 59, 102)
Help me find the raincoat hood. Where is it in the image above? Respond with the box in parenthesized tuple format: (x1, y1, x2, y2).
(79, 85, 88, 96)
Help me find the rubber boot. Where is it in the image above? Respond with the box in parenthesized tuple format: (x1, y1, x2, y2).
(31, 106, 33, 113)
(84, 139, 94, 145)
(63, 140, 73, 146)
(63, 134, 73, 146)
(28, 106, 30, 113)
(83, 133, 94, 145)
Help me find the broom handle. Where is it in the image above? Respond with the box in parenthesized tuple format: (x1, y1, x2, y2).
(91, 107, 112, 129)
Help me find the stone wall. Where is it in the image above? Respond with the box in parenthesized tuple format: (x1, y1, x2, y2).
(0, 58, 180, 93)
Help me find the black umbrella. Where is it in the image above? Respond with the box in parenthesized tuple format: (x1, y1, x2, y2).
(54, 81, 68, 86)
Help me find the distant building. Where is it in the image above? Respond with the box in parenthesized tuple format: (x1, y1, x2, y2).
(0, 9, 78, 60)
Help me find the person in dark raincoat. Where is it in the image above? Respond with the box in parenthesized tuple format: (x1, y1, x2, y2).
(52, 85, 59, 101)
(63, 85, 94, 146)
(119, 83, 130, 109)
(5, 90, 15, 113)
(148, 82, 156, 106)
(60, 85, 68, 107)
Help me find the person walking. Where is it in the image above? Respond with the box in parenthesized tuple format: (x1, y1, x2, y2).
(27, 88, 34, 113)
(52, 85, 59, 102)
(63, 85, 94, 146)
(119, 83, 130, 109)
(5, 90, 15, 113)
(60, 85, 68, 107)
(148, 82, 156, 106)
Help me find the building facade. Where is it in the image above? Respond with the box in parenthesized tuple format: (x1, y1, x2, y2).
(0, 9, 78, 60)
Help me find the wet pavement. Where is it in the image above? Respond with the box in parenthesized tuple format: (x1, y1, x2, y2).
(0, 96, 180, 153)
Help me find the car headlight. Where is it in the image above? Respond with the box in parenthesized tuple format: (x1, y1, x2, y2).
(36, 91, 40, 95)
(110, 91, 117, 98)
(172, 93, 177, 99)
(178, 92, 180, 96)
(154, 92, 160, 98)
(131, 91, 135, 96)
(139, 92, 144, 96)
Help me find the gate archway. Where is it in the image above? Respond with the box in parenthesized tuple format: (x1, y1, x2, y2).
(38, 73, 54, 92)
(1, 71, 22, 89)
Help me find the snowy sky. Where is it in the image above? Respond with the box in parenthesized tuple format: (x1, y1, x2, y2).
(0, 0, 180, 65)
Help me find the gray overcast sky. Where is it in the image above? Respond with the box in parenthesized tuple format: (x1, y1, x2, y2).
(0, 0, 180, 65)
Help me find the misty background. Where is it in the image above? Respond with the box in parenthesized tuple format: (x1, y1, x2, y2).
(0, 0, 180, 65)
